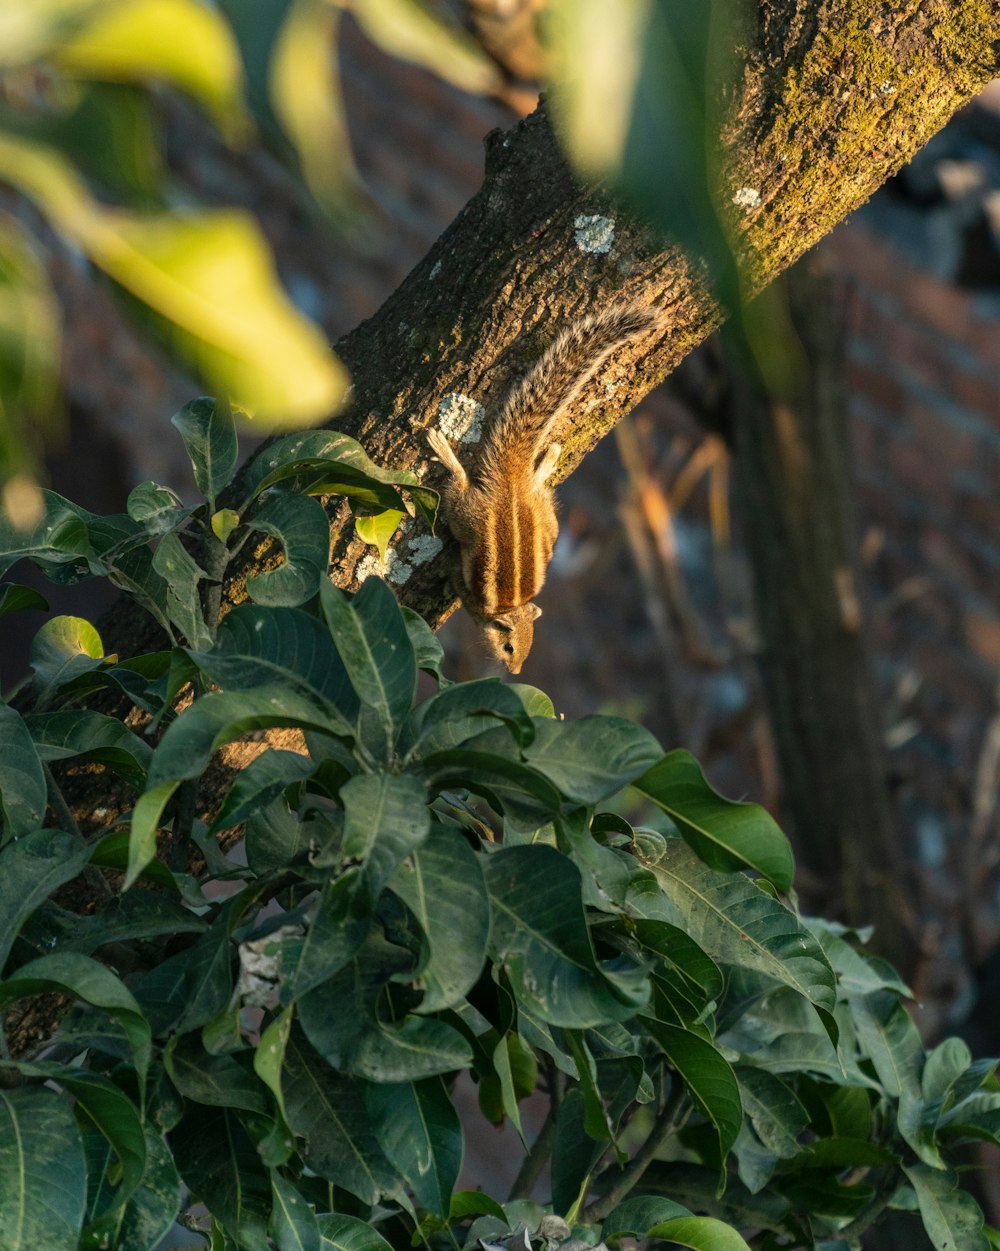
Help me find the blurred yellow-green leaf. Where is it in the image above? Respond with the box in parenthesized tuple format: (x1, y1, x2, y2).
(54, 0, 252, 141)
(0, 0, 102, 66)
(0, 132, 348, 427)
(269, 0, 369, 230)
(347, 0, 501, 97)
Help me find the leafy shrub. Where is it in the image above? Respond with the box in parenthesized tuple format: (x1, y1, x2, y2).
(0, 403, 997, 1251)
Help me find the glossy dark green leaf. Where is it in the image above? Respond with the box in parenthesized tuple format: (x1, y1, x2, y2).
(0, 827, 90, 968)
(390, 824, 490, 1013)
(734, 1066, 808, 1158)
(401, 677, 535, 759)
(0, 703, 47, 840)
(0, 489, 92, 580)
(341, 771, 430, 899)
(564, 1030, 614, 1146)
(0, 952, 150, 1086)
(316, 1213, 395, 1251)
(126, 481, 189, 535)
(25, 709, 151, 790)
(483, 844, 649, 1027)
(423, 747, 563, 832)
(602, 1196, 693, 1239)
(319, 578, 416, 756)
(281, 1027, 398, 1204)
(0, 582, 47, 617)
(522, 716, 662, 804)
(634, 751, 793, 891)
(634, 839, 835, 1032)
(211, 748, 316, 834)
(298, 928, 472, 1081)
(551, 1087, 602, 1216)
(171, 396, 238, 506)
(5, 1061, 146, 1235)
(172, 1104, 272, 1250)
(114, 1125, 182, 1251)
(366, 1076, 462, 1216)
(166, 1034, 270, 1114)
(193, 603, 358, 720)
(29, 614, 107, 708)
(284, 872, 371, 1002)
(245, 491, 331, 607)
(648, 1216, 754, 1251)
(401, 606, 445, 680)
(645, 1019, 742, 1163)
(151, 531, 213, 649)
(239, 429, 436, 527)
(132, 919, 233, 1037)
(0, 1084, 87, 1250)
(270, 1169, 320, 1251)
(904, 1166, 990, 1251)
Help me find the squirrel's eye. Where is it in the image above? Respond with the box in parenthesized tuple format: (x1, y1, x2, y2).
(503, 643, 515, 655)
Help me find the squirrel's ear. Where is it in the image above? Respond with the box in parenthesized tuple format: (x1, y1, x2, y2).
(530, 604, 542, 620)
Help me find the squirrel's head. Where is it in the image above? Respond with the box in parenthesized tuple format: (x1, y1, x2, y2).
(482, 603, 542, 674)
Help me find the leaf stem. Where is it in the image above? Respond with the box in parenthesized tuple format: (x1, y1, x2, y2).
(583, 1079, 689, 1221)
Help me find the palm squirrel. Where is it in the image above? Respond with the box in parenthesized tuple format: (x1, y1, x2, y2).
(428, 304, 654, 673)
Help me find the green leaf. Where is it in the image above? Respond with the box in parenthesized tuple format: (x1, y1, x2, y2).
(0, 827, 91, 968)
(316, 1213, 394, 1251)
(402, 678, 535, 759)
(366, 1076, 462, 1216)
(132, 917, 234, 1036)
(0, 582, 48, 617)
(341, 771, 430, 898)
(55, 0, 251, 139)
(172, 1105, 272, 1249)
(483, 844, 650, 1027)
(245, 492, 330, 607)
(0, 702, 48, 838)
(281, 1027, 398, 1204)
(355, 508, 406, 564)
(192, 603, 358, 725)
(114, 1125, 182, 1251)
(0, 130, 348, 426)
(734, 1066, 808, 1158)
(4, 1061, 147, 1235)
(52, 889, 206, 954)
(126, 480, 188, 535)
(239, 429, 436, 526)
(390, 824, 490, 1012)
(904, 1164, 989, 1251)
(29, 614, 107, 707)
(547, 2, 737, 305)
(298, 928, 473, 1081)
(151, 529, 214, 648)
(402, 606, 445, 680)
(0, 488, 91, 580)
(602, 1196, 693, 1240)
(551, 1087, 603, 1217)
(648, 1216, 753, 1251)
(267, 0, 369, 230)
(165, 1034, 270, 1114)
(270, 1170, 320, 1251)
(0, 1085, 87, 1250)
(633, 838, 836, 1034)
(25, 709, 152, 790)
(522, 716, 662, 805)
(634, 750, 794, 891)
(212, 507, 240, 543)
(644, 1020, 742, 1164)
(284, 872, 371, 1002)
(319, 578, 416, 755)
(350, 0, 498, 92)
(210, 748, 315, 834)
(0, 952, 151, 1087)
(170, 396, 239, 506)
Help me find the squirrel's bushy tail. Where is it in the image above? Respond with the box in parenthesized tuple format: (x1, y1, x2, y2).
(484, 304, 656, 464)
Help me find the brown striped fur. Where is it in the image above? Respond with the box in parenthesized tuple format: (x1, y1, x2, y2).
(428, 305, 654, 672)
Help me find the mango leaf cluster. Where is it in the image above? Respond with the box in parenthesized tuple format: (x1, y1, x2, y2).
(0, 410, 997, 1251)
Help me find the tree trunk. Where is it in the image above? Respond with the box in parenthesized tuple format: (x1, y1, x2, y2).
(725, 256, 912, 972)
